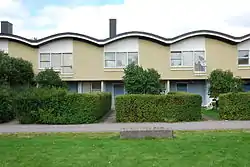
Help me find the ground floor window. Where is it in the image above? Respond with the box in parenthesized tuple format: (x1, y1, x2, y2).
(176, 83, 188, 92)
(91, 82, 101, 92)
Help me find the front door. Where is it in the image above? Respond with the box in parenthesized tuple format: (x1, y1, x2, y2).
(113, 84, 124, 106)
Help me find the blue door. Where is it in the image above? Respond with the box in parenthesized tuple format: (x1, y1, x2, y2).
(114, 84, 124, 97)
(113, 84, 124, 106)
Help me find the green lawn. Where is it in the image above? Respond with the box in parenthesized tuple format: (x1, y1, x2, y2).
(202, 108, 220, 120)
(0, 131, 250, 167)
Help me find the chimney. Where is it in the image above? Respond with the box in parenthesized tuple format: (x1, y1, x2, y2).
(109, 19, 117, 38)
(1, 21, 13, 34)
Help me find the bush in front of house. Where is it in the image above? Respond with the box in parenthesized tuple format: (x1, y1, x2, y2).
(0, 86, 15, 123)
(116, 93, 202, 122)
(208, 69, 243, 109)
(0, 51, 34, 87)
(35, 69, 68, 89)
(15, 88, 112, 124)
(219, 92, 250, 120)
(123, 63, 163, 94)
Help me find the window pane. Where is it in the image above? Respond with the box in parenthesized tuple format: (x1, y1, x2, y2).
(128, 52, 138, 65)
(51, 53, 61, 69)
(62, 53, 73, 66)
(61, 53, 73, 73)
(91, 82, 101, 92)
(116, 52, 127, 67)
(194, 51, 206, 72)
(177, 83, 187, 92)
(238, 50, 249, 58)
(40, 53, 50, 61)
(171, 52, 182, 66)
(105, 60, 115, 67)
(182, 51, 193, 66)
(238, 58, 249, 65)
(105, 52, 115, 60)
(40, 62, 50, 69)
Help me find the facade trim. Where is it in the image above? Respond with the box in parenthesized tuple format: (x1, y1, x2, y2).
(1, 30, 250, 46)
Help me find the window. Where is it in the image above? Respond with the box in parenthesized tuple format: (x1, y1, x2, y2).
(182, 51, 193, 66)
(91, 82, 101, 92)
(176, 83, 188, 92)
(171, 51, 182, 66)
(40, 53, 50, 68)
(51, 53, 61, 69)
(105, 52, 115, 68)
(194, 51, 206, 72)
(238, 50, 249, 65)
(170, 51, 205, 68)
(116, 52, 127, 67)
(128, 52, 138, 64)
(104, 52, 138, 68)
(39, 53, 73, 73)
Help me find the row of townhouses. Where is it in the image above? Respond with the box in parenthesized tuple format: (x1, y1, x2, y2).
(1, 19, 250, 106)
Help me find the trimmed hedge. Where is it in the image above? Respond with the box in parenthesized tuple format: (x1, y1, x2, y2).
(0, 87, 15, 123)
(219, 92, 250, 120)
(116, 93, 202, 122)
(15, 88, 111, 124)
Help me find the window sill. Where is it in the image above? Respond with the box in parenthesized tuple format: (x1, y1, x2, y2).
(60, 73, 74, 78)
(238, 65, 250, 70)
(104, 68, 124, 72)
(193, 72, 207, 76)
(170, 66, 193, 71)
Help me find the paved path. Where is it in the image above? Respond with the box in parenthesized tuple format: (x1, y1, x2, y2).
(1, 121, 250, 133)
(101, 110, 116, 123)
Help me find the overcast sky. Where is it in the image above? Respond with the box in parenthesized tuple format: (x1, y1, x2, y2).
(1, 0, 250, 39)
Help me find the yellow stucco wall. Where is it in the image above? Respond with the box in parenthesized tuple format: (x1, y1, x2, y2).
(72, 40, 123, 80)
(205, 38, 237, 74)
(8, 41, 38, 73)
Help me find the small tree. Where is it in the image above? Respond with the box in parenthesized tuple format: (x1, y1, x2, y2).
(123, 63, 162, 94)
(35, 69, 68, 89)
(0, 51, 34, 87)
(208, 69, 243, 108)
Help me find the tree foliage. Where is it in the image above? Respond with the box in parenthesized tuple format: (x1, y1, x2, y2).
(0, 51, 34, 87)
(208, 69, 243, 98)
(35, 68, 68, 89)
(123, 63, 162, 94)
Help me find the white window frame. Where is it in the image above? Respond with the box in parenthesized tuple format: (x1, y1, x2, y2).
(170, 50, 205, 68)
(238, 50, 250, 66)
(104, 52, 139, 68)
(38, 52, 73, 74)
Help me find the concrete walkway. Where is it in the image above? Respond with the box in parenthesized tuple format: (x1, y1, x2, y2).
(1, 121, 250, 133)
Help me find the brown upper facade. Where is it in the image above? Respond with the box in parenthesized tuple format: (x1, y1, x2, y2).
(0, 19, 250, 81)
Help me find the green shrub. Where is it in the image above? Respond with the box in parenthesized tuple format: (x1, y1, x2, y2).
(116, 93, 202, 122)
(35, 69, 68, 89)
(0, 51, 34, 87)
(123, 63, 162, 94)
(15, 88, 111, 124)
(0, 86, 15, 123)
(219, 92, 250, 120)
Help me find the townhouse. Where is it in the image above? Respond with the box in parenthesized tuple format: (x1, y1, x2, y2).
(1, 19, 250, 106)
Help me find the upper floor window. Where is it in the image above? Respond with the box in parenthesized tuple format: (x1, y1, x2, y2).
(238, 50, 249, 65)
(104, 52, 138, 68)
(170, 50, 206, 72)
(39, 53, 73, 73)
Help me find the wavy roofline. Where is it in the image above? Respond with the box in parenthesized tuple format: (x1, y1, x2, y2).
(0, 30, 250, 46)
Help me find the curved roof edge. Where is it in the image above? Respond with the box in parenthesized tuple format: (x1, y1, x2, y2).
(0, 30, 250, 46)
